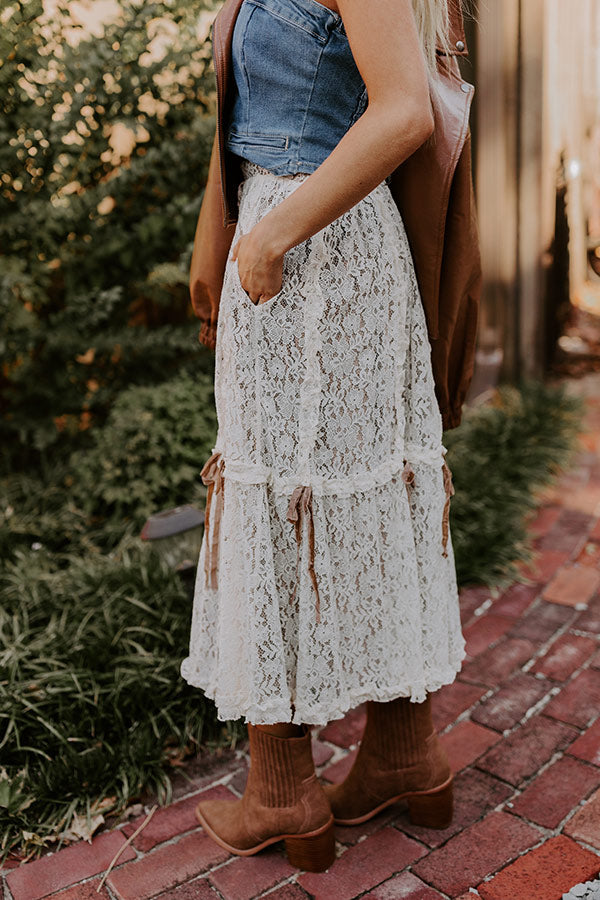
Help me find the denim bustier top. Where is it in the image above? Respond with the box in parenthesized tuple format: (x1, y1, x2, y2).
(226, 0, 368, 174)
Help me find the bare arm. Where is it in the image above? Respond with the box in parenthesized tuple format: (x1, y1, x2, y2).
(232, 0, 434, 304)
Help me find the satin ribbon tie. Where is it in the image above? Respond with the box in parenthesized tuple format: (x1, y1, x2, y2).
(441, 459, 455, 558)
(286, 485, 321, 624)
(402, 459, 415, 488)
(201, 451, 226, 589)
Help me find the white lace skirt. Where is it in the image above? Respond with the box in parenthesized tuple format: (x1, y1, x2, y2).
(180, 160, 466, 726)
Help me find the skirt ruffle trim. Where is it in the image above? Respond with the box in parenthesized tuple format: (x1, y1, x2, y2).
(180, 651, 467, 727)
(199, 446, 456, 622)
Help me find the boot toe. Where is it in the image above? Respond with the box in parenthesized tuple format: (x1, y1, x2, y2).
(196, 797, 256, 853)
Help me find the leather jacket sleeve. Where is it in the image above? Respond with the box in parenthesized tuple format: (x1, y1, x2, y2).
(190, 129, 237, 350)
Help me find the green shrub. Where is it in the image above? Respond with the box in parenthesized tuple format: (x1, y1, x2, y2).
(0, 541, 239, 860)
(445, 379, 584, 587)
(69, 371, 218, 530)
(1, 370, 217, 559)
(1, 0, 218, 469)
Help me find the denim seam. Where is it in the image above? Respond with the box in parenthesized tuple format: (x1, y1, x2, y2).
(228, 132, 290, 150)
(349, 85, 368, 128)
(297, 39, 326, 171)
(247, 0, 328, 42)
(238, 5, 257, 133)
(229, 129, 290, 141)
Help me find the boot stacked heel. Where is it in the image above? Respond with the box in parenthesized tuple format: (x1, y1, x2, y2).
(407, 778, 454, 829)
(284, 820, 336, 872)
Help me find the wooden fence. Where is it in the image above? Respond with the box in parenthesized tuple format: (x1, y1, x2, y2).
(467, 0, 600, 390)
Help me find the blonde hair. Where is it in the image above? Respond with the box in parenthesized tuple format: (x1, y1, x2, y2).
(412, 0, 451, 77)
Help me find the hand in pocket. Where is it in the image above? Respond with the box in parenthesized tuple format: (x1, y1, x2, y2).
(231, 222, 285, 306)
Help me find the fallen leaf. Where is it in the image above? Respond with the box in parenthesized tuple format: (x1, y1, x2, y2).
(59, 812, 104, 844)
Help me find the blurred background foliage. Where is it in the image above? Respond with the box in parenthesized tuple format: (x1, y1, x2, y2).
(0, 0, 230, 860)
(0, 0, 584, 863)
(0, 0, 217, 465)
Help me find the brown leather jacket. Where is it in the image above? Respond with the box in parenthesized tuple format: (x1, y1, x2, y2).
(191, 0, 481, 431)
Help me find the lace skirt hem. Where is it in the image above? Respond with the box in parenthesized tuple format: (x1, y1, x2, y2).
(180, 657, 467, 726)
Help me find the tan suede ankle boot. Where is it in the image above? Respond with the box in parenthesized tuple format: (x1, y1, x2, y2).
(195, 724, 335, 871)
(323, 695, 453, 828)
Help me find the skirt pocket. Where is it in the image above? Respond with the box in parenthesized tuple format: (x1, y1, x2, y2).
(230, 254, 287, 313)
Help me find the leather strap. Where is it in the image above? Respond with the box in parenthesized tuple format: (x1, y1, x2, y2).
(212, 0, 244, 227)
(438, 0, 469, 57)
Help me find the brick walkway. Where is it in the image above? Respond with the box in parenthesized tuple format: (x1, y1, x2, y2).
(4, 379, 600, 900)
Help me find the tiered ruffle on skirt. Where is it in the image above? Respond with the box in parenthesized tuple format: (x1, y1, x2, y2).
(180, 161, 466, 725)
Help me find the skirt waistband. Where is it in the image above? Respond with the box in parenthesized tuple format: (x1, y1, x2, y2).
(240, 159, 310, 181)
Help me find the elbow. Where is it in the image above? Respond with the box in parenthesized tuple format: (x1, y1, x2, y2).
(406, 103, 435, 149)
(383, 98, 434, 156)
(417, 107, 435, 144)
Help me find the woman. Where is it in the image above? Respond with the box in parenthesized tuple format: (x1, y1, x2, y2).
(181, 0, 474, 873)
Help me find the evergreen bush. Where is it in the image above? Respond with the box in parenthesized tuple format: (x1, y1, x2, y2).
(445, 379, 583, 586)
(1, 0, 217, 469)
(69, 371, 217, 531)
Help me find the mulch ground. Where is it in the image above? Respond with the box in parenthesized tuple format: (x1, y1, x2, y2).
(3, 376, 600, 900)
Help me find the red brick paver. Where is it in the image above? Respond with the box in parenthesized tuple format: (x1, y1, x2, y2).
(459, 585, 493, 623)
(509, 598, 574, 642)
(320, 747, 358, 784)
(318, 705, 366, 748)
(564, 786, 600, 850)
(5, 383, 600, 900)
(40, 880, 113, 900)
(264, 886, 311, 900)
(460, 636, 538, 686)
(490, 582, 539, 619)
(462, 614, 514, 657)
(543, 563, 600, 606)
(544, 667, 600, 727)
(431, 681, 486, 731)
(478, 835, 600, 900)
(121, 784, 233, 853)
(532, 632, 598, 680)
(477, 714, 578, 786)
(470, 672, 551, 732)
(509, 755, 600, 828)
(400, 767, 513, 848)
(6, 831, 136, 900)
(108, 832, 229, 900)
(364, 872, 445, 898)
(155, 881, 220, 900)
(439, 719, 501, 772)
(518, 549, 570, 583)
(526, 504, 562, 538)
(537, 509, 594, 554)
(334, 806, 399, 847)
(298, 828, 426, 900)
(411, 811, 540, 896)
(575, 592, 600, 632)
(569, 716, 600, 765)
(209, 851, 295, 900)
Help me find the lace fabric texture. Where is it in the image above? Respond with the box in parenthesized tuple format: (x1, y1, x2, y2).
(180, 161, 466, 725)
